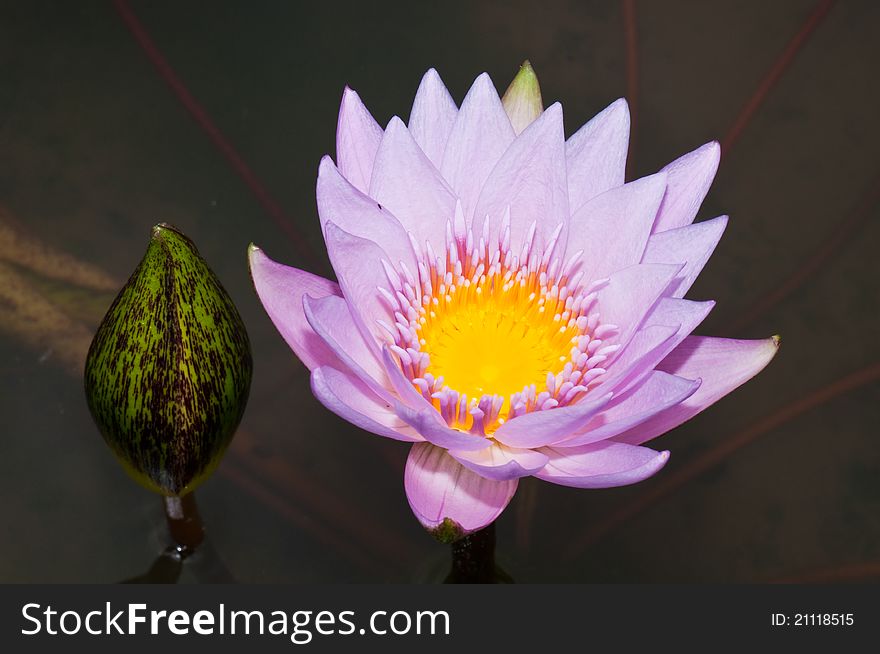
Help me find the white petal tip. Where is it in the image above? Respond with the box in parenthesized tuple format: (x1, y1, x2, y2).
(701, 140, 722, 161)
(384, 115, 406, 131)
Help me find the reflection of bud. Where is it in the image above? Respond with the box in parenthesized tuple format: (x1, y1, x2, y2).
(84, 224, 252, 496)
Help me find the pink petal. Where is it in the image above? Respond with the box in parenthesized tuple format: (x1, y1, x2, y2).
(566, 98, 630, 213)
(302, 294, 391, 394)
(641, 215, 728, 298)
(322, 222, 393, 347)
(316, 156, 417, 274)
(408, 68, 458, 169)
(561, 371, 701, 447)
(646, 297, 716, 332)
(379, 346, 437, 408)
(652, 141, 721, 233)
(336, 87, 383, 194)
(449, 443, 549, 481)
(440, 73, 516, 222)
(599, 298, 715, 393)
(566, 172, 667, 281)
(248, 245, 341, 371)
(405, 442, 518, 535)
(473, 102, 569, 255)
(595, 263, 683, 350)
(493, 391, 613, 448)
(395, 404, 490, 452)
(536, 441, 669, 488)
(597, 323, 679, 390)
(311, 366, 423, 442)
(616, 335, 780, 446)
(369, 116, 456, 252)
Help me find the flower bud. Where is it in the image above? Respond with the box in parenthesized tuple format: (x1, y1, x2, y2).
(84, 224, 252, 496)
(502, 60, 544, 135)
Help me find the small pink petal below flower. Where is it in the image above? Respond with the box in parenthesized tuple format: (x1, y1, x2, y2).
(405, 442, 518, 539)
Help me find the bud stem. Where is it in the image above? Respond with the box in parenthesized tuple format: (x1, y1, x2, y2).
(445, 523, 498, 583)
(163, 492, 205, 556)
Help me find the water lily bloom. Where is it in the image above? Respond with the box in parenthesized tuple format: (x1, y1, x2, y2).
(250, 64, 778, 542)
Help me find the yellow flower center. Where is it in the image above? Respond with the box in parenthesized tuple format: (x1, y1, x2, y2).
(384, 215, 614, 436)
(416, 271, 580, 418)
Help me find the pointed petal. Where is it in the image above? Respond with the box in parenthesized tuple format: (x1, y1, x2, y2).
(561, 371, 701, 447)
(405, 442, 518, 535)
(248, 245, 341, 371)
(441, 73, 516, 221)
(652, 141, 721, 233)
(450, 442, 549, 481)
(303, 294, 391, 393)
(595, 263, 683, 350)
(597, 323, 679, 389)
(379, 346, 435, 407)
(616, 335, 780, 445)
(408, 68, 458, 168)
(494, 391, 613, 448)
(501, 60, 544, 135)
(644, 297, 715, 335)
(336, 87, 383, 193)
(397, 405, 490, 452)
(311, 367, 423, 442)
(473, 102, 569, 255)
(642, 215, 728, 298)
(323, 222, 392, 348)
(317, 156, 417, 273)
(566, 98, 630, 213)
(598, 298, 715, 393)
(566, 172, 667, 281)
(369, 116, 456, 251)
(536, 441, 669, 488)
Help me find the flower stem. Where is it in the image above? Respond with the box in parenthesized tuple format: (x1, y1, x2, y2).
(445, 523, 500, 583)
(163, 491, 205, 556)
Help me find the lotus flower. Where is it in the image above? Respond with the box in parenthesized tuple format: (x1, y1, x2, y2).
(249, 64, 778, 542)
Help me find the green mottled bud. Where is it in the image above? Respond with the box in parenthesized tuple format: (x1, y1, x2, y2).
(502, 60, 544, 135)
(84, 224, 252, 496)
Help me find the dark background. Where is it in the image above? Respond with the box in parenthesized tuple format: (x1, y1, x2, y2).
(0, 0, 877, 582)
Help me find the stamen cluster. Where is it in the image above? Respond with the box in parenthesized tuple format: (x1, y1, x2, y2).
(377, 203, 619, 436)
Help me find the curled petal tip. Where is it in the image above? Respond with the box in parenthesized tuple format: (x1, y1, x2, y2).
(771, 334, 782, 347)
(247, 242, 265, 274)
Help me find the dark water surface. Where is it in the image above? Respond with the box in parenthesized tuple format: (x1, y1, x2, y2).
(1, 0, 878, 582)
